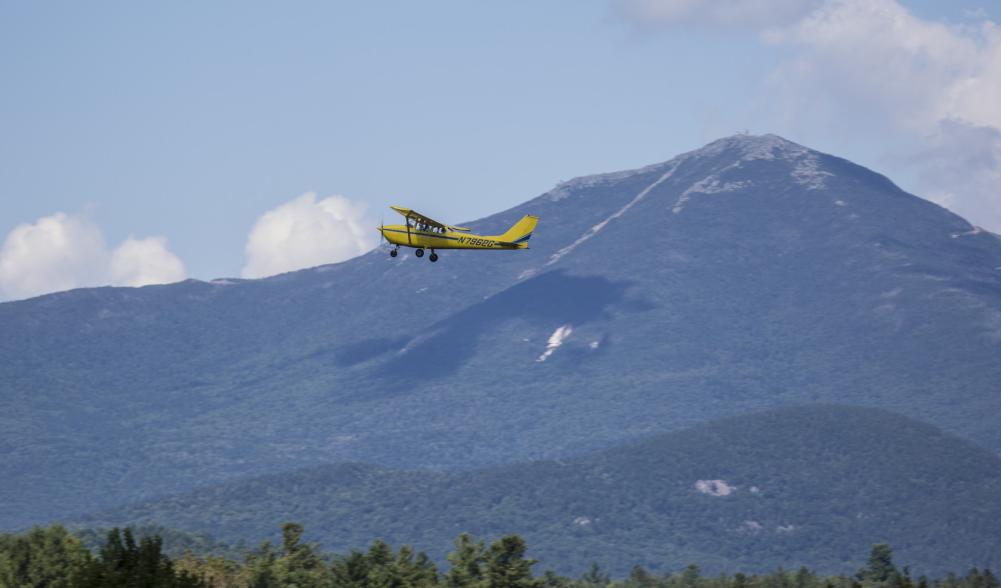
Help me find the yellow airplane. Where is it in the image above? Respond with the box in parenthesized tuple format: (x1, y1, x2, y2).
(378, 206, 538, 262)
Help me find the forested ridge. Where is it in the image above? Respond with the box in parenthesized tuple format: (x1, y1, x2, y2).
(74, 407, 1001, 575)
(2, 523, 998, 588)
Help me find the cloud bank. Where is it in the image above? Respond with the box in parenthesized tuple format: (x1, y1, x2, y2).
(242, 192, 377, 279)
(762, 0, 1001, 232)
(0, 212, 186, 301)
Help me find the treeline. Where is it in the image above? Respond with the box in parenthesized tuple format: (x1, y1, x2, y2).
(1, 523, 998, 588)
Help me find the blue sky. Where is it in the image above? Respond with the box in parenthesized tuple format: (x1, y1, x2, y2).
(1, 0, 999, 299)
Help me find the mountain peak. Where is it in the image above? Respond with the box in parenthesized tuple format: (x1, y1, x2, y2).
(545, 134, 818, 202)
(681, 133, 835, 191)
(691, 133, 811, 162)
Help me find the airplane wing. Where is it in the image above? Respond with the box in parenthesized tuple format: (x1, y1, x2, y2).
(390, 206, 470, 231)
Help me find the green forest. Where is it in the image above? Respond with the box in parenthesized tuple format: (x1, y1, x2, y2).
(74, 407, 1001, 576)
(2, 523, 997, 588)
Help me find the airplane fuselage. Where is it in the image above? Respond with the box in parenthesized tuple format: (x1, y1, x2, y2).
(379, 225, 526, 250)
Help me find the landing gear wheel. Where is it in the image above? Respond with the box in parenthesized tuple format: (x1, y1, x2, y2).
(390, 248, 398, 258)
(415, 248, 425, 258)
(429, 252, 438, 262)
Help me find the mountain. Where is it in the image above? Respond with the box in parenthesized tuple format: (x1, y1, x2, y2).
(4, 134, 1001, 529)
(74, 406, 1001, 576)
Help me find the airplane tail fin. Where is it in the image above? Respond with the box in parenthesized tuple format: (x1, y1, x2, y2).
(498, 214, 539, 248)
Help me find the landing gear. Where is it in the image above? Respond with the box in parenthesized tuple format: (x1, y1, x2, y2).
(392, 248, 436, 261)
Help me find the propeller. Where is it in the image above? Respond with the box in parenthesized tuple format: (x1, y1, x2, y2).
(380, 215, 398, 259)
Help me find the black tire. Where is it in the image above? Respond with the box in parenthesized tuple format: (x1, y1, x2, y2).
(415, 249, 424, 258)
(390, 249, 398, 258)
(429, 253, 438, 262)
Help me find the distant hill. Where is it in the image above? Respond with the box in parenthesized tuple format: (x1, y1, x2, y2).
(3, 134, 1001, 529)
(74, 406, 1001, 576)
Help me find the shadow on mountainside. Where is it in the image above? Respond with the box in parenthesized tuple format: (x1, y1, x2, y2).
(335, 270, 639, 380)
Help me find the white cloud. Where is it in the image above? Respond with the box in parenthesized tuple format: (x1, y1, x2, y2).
(0, 212, 186, 301)
(753, 0, 1001, 233)
(241, 192, 377, 279)
(763, 0, 1001, 131)
(909, 120, 1001, 233)
(110, 236, 186, 288)
(0, 213, 109, 300)
(614, 0, 822, 30)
